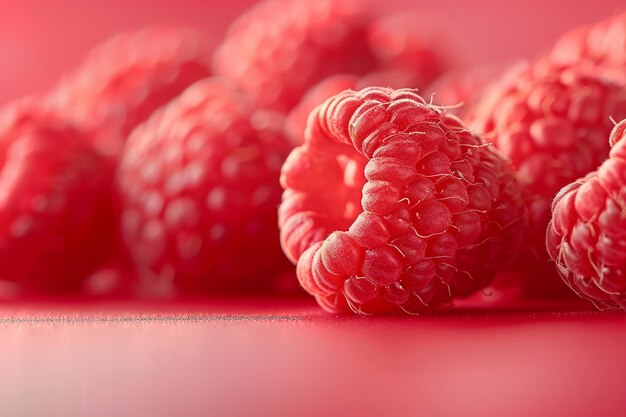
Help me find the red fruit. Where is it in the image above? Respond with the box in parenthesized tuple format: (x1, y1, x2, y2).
(117, 79, 292, 293)
(551, 12, 626, 77)
(473, 62, 626, 248)
(366, 12, 453, 87)
(50, 27, 214, 157)
(472, 62, 626, 298)
(212, 0, 377, 113)
(547, 120, 626, 309)
(425, 65, 503, 119)
(285, 70, 420, 145)
(279, 87, 528, 314)
(0, 101, 114, 292)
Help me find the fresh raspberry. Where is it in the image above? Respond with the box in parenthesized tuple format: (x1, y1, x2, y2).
(0, 101, 114, 292)
(50, 27, 213, 157)
(551, 12, 626, 76)
(546, 119, 626, 309)
(473, 62, 626, 247)
(279, 87, 527, 314)
(471, 61, 626, 297)
(285, 70, 420, 145)
(366, 12, 453, 87)
(116, 79, 292, 293)
(212, 0, 377, 113)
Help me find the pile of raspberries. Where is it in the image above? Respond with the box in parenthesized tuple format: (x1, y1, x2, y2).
(1, 0, 625, 314)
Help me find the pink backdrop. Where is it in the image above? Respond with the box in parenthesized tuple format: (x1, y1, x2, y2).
(1, 0, 625, 105)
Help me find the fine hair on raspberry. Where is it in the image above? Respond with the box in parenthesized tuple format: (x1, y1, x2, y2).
(279, 87, 527, 314)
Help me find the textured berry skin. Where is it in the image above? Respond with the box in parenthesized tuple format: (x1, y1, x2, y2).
(547, 120, 626, 309)
(471, 62, 626, 298)
(279, 87, 527, 314)
(285, 74, 359, 146)
(551, 12, 626, 76)
(117, 79, 292, 293)
(473, 62, 626, 247)
(285, 70, 420, 145)
(212, 0, 377, 113)
(0, 101, 114, 292)
(50, 28, 213, 157)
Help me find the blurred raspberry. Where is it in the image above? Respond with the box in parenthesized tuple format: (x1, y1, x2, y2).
(279, 87, 527, 314)
(0, 101, 115, 293)
(117, 79, 292, 294)
(471, 61, 626, 297)
(551, 12, 626, 79)
(473, 62, 626, 244)
(285, 70, 420, 145)
(426, 65, 504, 119)
(50, 27, 213, 157)
(547, 119, 626, 309)
(213, 0, 378, 113)
(366, 12, 454, 86)
(285, 74, 359, 146)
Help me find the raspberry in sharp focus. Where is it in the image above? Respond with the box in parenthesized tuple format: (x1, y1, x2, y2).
(116, 79, 293, 293)
(425, 65, 504, 119)
(279, 87, 528, 314)
(212, 0, 377, 113)
(546, 119, 626, 310)
(0, 101, 115, 292)
(49, 27, 214, 157)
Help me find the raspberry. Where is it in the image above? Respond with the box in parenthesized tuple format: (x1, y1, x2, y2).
(366, 12, 453, 87)
(473, 62, 626, 248)
(546, 119, 626, 309)
(116, 79, 292, 293)
(471, 61, 626, 298)
(285, 70, 420, 145)
(0, 101, 114, 292)
(212, 0, 377, 113)
(425, 65, 502, 119)
(279, 87, 527, 314)
(50, 28, 213, 157)
(551, 12, 626, 75)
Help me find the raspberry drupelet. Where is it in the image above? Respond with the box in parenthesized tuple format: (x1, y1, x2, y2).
(285, 70, 420, 146)
(547, 119, 626, 309)
(279, 87, 527, 314)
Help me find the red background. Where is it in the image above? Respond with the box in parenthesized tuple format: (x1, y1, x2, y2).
(1, 1, 626, 416)
(1, 0, 625, 105)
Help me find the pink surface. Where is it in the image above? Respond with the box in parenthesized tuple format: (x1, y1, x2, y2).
(1, 299, 625, 417)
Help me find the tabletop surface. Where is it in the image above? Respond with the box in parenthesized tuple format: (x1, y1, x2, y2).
(1, 297, 625, 417)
